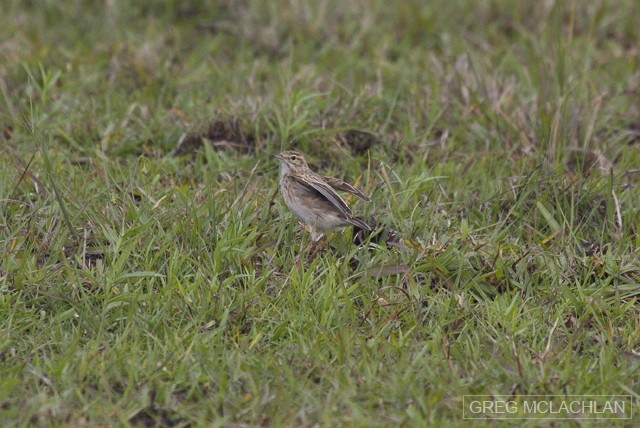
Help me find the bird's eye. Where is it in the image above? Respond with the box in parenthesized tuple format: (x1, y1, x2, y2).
(291, 156, 298, 161)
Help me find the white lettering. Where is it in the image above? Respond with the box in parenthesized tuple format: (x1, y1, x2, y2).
(469, 401, 482, 413)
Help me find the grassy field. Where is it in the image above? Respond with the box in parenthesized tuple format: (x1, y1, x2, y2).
(1, 0, 639, 426)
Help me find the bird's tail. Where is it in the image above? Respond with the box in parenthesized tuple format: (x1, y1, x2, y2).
(349, 216, 373, 231)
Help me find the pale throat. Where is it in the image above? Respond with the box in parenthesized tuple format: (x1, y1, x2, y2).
(279, 162, 291, 177)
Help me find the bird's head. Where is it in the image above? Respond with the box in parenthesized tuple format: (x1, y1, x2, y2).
(274, 150, 309, 173)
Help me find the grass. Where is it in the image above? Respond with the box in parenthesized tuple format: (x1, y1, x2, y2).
(1, 0, 639, 426)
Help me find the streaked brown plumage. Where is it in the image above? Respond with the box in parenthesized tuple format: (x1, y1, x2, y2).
(275, 150, 372, 240)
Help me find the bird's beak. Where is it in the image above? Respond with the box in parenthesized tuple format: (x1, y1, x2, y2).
(273, 153, 283, 160)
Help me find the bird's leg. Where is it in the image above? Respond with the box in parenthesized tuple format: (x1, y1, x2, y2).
(295, 228, 326, 266)
(294, 226, 314, 267)
(306, 231, 327, 261)
(310, 228, 323, 242)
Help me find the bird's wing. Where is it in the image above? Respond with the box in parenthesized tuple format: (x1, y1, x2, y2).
(322, 176, 371, 201)
(289, 173, 353, 216)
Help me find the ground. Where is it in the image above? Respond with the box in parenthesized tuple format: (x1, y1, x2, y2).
(1, 0, 639, 426)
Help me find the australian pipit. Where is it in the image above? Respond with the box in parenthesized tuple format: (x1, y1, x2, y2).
(275, 150, 372, 241)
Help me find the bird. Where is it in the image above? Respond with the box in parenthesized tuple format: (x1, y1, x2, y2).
(274, 150, 372, 241)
